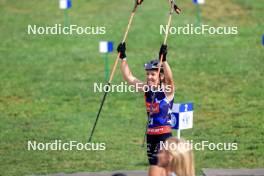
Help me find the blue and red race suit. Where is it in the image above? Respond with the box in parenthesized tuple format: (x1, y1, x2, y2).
(144, 89, 174, 135)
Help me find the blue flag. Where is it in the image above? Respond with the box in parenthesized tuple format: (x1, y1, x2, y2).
(59, 0, 72, 9)
(171, 103, 194, 130)
(193, 0, 205, 4)
(99, 41, 114, 53)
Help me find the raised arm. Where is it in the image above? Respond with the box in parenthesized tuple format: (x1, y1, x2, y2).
(159, 44, 175, 101)
(117, 43, 145, 92)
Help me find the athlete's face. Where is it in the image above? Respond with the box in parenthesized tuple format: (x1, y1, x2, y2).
(146, 70, 159, 86)
(157, 148, 171, 168)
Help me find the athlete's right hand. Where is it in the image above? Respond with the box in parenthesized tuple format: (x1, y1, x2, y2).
(117, 42, 126, 59)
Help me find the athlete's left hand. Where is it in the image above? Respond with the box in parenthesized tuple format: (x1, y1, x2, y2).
(137, 0, 143, 5)
(159, 44, 167, 62)
(117, 42, 126, 59)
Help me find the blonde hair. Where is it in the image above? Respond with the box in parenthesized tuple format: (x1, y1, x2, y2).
(164, 137, 195, 176)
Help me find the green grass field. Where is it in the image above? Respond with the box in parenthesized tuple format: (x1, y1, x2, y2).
(0, 0, 263, 175)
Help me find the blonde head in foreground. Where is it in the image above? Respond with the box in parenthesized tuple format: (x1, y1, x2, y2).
(158, 137, 195, 176)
